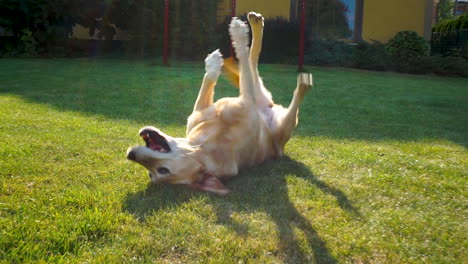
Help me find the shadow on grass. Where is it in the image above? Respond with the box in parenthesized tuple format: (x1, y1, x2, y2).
(124, 156, 361, 263)
(0, 59, 209, 127)
(1, 59, 466, 145)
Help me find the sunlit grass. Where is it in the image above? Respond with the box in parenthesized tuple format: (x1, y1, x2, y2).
(0, 58, 467, 263)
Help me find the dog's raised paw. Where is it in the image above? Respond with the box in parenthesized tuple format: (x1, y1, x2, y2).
(229, 18, 249, 56)
(248, 12, 264, 27)
(297, 73, 313, 93)
(205, 49, 223, 79)
(229, 18, 249, 41)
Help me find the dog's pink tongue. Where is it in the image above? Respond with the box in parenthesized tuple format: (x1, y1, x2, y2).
(195, 175, 230, 195)
(148, 138, 167, 152)
(152, 144, 166, 152)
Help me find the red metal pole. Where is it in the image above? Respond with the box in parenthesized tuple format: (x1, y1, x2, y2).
(163, 0, 169, 65)
(298, 0, 305, 71)
(230, 0, 236, 57)
(231, 0, 236, 17)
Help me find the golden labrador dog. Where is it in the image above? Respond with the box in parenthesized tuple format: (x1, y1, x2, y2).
(127, 13, 312, 194)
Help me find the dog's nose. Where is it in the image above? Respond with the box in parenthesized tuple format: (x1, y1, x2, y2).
(127, 149, 136, 161)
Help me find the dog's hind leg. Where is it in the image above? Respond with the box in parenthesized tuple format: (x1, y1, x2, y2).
(248, 12, 263, 71)
(193, 50, 223, 112)
(274, 73, 313, 152)
(229, 18, 256, 104)
(247, 12, 273, 107)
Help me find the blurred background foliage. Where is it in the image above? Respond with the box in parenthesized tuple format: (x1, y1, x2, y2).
(0, 0, 466, 76)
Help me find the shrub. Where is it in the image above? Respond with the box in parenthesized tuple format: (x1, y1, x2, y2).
(302, 31, 466, 77)
(422, 55, 468, 77)
(305, 38, 354, 67)
(352, 41, 392, 71)
(19, 29, 38, 57)
(433, 14, 468, 33)
(0, 0, 75, 56)
(304, 39, 394, 71)
(385, 31, 430, 65)
(0, 29, 38, 57)
(0, 37, 19, 57)
(389, 54, 468, 76)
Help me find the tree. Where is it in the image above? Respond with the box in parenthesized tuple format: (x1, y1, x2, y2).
(0, 0, 108, 53)
(437, 0, 455, 22)
(0, 0, 221, 58)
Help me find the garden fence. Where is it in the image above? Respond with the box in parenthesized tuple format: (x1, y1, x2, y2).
(431, 28, 468, 57)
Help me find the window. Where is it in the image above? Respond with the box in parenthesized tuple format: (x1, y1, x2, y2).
(297, 0, 363, 41)
(341, 0, 356, 39)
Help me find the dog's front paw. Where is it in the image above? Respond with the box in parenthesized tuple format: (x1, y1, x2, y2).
(205, 49, 223, 80)
(229, 18, 249, 56)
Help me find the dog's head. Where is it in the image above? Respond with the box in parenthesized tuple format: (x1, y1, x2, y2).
(126, 126, 204, 185)
(126, 126, 230, 195)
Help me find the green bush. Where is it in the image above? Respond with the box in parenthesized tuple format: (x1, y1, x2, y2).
(0, 29, 38, 57)
(302, 30, 466, 77)
(422, 55, 468, 77)
(385, 31, 429, 64)
(389, 53, 468, 76)
(0, 0, 221, 58)
(304, 39, 393, 71)
(352, 41, 392, 71)
(0, 0, 75, 56)
(0, 38, 19, 57)
(19, 29, 38, 57)
(433, 14, 468, 33)
(305, 38, 354, 67)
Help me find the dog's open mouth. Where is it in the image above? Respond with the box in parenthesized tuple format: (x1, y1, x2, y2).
(140, 129, 171, 153)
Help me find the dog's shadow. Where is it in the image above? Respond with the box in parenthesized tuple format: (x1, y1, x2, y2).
(123, 156, 361, 263)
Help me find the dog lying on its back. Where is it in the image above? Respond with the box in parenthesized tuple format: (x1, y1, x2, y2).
(127, 13, 312, 194)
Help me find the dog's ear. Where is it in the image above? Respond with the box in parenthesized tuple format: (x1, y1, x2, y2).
(222, 57, 239, 88)
(191, 173, 230, 195)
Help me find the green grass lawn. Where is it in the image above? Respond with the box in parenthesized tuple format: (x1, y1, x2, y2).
(0, 58, 467, 263)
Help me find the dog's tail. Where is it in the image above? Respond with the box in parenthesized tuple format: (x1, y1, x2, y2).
(222, 57, 240, 88)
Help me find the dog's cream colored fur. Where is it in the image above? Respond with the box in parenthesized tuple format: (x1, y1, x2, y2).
(127, 13, 312, 194)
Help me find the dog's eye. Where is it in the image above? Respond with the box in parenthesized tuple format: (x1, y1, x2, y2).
(157, 167, 170, 175)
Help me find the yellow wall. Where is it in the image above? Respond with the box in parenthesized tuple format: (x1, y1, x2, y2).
(219, 0, 432, 42)
(362, 0, 427, 42)
(74, 0, 431, 43)
(218, 0, 290, 21)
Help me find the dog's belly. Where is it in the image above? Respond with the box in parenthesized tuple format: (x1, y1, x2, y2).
(187, 98, 276, 177)
(259, 106, 275, 130)
(259, 104, 288, 134)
